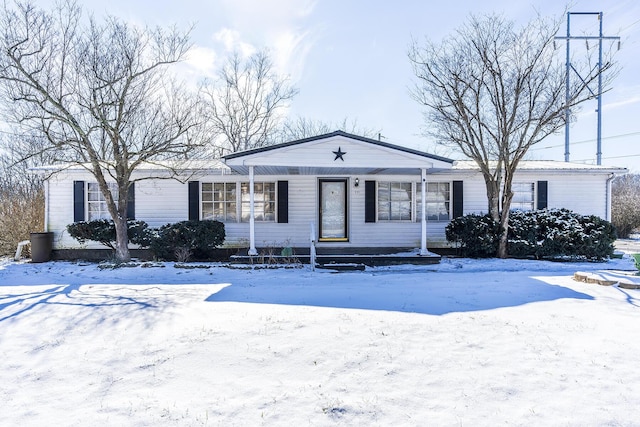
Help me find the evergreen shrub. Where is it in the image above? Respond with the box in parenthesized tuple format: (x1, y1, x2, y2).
(445, 214, 502, 258)
(67, 219, 152, 250)
(446, 209, 616, 260)
(149, 220, 225, 261)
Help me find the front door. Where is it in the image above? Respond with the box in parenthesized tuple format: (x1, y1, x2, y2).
(319, 179, 348, 241)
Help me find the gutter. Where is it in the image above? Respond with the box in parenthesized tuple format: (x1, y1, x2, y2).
(44, 179, 50, 232)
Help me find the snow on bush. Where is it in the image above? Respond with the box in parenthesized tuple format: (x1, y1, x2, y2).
(447, 209, 616, 260)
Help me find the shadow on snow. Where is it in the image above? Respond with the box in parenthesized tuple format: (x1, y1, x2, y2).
(205, 271, 594, 315)
(0, 284, 165, 323)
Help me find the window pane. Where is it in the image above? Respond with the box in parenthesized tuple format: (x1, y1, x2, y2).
(202, 204, 213, 220)
(377, 181, 412, 221)
(227, 203, 237, 221)
(418, 181, 451, 221)
(511, 182, 535, 211)
(240, 182, 276, 222)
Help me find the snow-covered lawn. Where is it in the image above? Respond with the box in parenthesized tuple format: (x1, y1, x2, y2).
(1, 255, 639, 426)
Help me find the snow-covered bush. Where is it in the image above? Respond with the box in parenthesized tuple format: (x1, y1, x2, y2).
(149, 220, 225, 261)
(508, 209, 616, 260)
(611, 174, 640, 238)
(67, 219, 152, 250)
(446, 209, 616, 260)
(445, 214, 502, 258)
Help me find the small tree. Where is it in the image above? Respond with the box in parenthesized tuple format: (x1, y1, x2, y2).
(611, 174, 640, 238)
(0, 1, 206, 262)
(409, 13, 616, 257)
(0, 134, 48, 255)
(203, 50, 298, 155)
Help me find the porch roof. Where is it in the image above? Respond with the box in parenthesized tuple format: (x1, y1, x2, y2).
(223, 130, 454, 175)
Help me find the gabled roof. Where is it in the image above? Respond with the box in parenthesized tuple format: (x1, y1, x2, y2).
(224, 130, 454, 163)
(223, 130, 454, 175)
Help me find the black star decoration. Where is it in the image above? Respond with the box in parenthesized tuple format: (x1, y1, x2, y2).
(333, 147, 346, 161)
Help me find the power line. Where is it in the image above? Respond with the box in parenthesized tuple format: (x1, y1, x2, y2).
(530, 130, 640, 151)
(554, 12, 621, 165)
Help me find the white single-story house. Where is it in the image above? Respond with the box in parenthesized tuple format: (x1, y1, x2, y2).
(37, 131, 627, 258)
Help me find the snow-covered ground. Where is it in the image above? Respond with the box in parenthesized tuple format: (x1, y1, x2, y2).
(1, 250, 639, 426)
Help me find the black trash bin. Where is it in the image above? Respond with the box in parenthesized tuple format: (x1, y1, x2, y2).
(30, 232, 54, 263)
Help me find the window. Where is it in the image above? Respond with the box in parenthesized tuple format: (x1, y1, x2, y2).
(241, 182, 275, 222)
(202, 183, 237, 221)
(417, 182, 451, 221)
(377, 182, 412, 221)
(511, 182, 535, 211)
(87, 182, 117, 220)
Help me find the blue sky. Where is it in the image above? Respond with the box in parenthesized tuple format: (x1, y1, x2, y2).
(44, 0, 640, 171)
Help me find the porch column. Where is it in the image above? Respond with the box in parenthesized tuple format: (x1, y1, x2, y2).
(420, 168, 428, 256)
(248, 165, 257, 256)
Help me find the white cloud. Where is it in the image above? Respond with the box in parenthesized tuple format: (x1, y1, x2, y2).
(209, 0, 318, 79)
(213, 28, 256, 57)
(184, 45, 219, 78)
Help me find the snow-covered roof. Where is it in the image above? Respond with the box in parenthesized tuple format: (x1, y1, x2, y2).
(31, 159, 231, 175)
(452, 160, 628, 174)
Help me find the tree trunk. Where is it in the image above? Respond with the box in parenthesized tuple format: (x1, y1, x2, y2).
(485, 179, 501, 221)
(113, 215, 131, 263)
(497, 189, 514, 258)
(497, 209, 510, 258)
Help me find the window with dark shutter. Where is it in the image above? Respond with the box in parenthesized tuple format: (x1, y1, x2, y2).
(127, 183, 135, 220)
(537, 181, 548, 210)
(452, 181, 464, 218)
(73, 181, 85, 222)
(188, 181, 200, 221)
(365, 180, 376, 223)
(277, 181, 289, 223)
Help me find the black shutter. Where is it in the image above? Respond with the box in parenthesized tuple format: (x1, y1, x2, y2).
(188, 181, 200, 221)
(126, 182, 135, 220)
(277, 180, 289, 223)
(73, 181, 85, 222)
(452, 180, 464, 218)
(365, 180, 376, 223)
(537, 181, 548, 210)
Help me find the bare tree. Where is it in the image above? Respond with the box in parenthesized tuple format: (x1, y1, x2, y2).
(409, 13, 615, 257)
(0, 134, 48, 255)
(0, 1, 206, 262)
(277, 117, 381, 142)
(611, 174, 640, 238)
(203, 50, 298, 155)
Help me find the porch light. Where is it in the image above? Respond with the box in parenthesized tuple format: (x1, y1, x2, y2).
(354, 178, 359, 187)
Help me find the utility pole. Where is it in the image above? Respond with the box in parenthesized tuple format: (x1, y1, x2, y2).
(554, 12, 620, 165)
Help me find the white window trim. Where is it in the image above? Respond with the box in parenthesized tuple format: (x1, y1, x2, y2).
(201, 180, 277, 223)
(415, 181, 452, 222)
(510, 182, 536, 211)
(87, 182, 117, 221)
(376, 181, 413, 222)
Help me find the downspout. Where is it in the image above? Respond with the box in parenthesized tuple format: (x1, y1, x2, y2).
(605, 173, 615, 221)
(44, 178, 50, 232)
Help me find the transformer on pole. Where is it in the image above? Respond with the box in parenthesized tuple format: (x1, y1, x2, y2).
(554, 12, 620, 165)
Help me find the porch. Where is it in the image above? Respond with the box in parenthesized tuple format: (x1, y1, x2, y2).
(230, 246, 441, 268)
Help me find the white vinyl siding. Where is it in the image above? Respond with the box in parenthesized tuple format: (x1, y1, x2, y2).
(43, 164, 617, 251)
